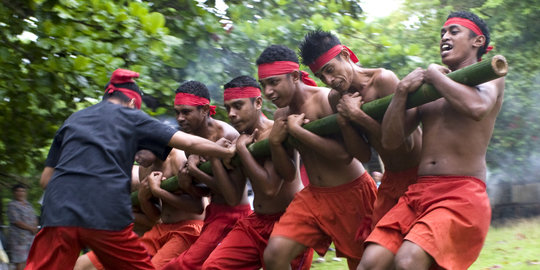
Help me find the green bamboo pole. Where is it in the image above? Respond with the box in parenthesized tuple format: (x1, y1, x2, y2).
(132, 55, 507, 205)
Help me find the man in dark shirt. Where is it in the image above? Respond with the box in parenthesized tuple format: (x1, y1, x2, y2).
(26, 69, 234, 270)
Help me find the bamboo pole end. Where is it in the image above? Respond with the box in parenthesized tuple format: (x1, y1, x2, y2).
(492, 55, 508, 76)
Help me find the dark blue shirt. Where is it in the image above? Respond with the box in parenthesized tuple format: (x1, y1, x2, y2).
(43, 101, 176, 230)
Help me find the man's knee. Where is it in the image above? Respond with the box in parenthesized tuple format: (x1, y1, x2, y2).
(356, 243, 394, 270)
(73, 254, 96, 270)
(264, 236, 303, 269)
(263, 241, 282, 266)
(394, 241, 432, 270)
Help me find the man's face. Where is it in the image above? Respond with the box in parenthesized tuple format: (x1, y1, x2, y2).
(13, 188, 27, 201)
(259, 74, 295, 108)
(174, 104, 206, 134)
(134, 149, 157, 168)
(224, 97, 260, 133)
(440, 24, 477, 66)
(314, 54, 353, 94)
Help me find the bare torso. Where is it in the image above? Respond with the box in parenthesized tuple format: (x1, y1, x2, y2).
(331, 68, 423, 172)
(139, 149, 205, 223)
(417, 79, 504, 181)
(285, 86, 365, 187)
(250, 127, 304, 214)
(193, 119, 249, 206)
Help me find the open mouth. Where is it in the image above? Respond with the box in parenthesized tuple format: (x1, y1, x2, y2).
(441, 44, 453, 52)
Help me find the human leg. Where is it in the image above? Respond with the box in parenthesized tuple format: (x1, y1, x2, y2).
(264, 236, 308, 270)
(162, 204, 251, 270)
(25, 227, 83, 270)
(73, 252, 100, 270)
(402, 177, 491, 269)
(80, 225, 154, 270)
(356, 243, 395, 270)
(151, 222, 202, 270)
(202, 226, 261, 270)
(394, 240, 434, 270)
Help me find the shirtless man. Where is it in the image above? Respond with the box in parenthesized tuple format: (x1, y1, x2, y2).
(202, 75, 312, 269)
(360, 11, 503, 270)
(299, 30, 422, 230)
(75, 148, 208, 270)
(162, 80, 251, 270)
(257, 45, 377, 269)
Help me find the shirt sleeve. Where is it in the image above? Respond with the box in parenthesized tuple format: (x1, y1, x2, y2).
(44, 128, 64, 167)
(135, 112, 177, 160)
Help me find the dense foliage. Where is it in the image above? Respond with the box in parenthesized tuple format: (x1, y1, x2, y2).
(0, 0, 538, 211)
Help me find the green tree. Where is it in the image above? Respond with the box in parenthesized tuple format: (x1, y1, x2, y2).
(0, 0, 172, 190)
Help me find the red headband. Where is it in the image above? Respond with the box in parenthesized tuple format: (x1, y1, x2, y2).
(308, 45, 359, 73)
(444, 17, 483, 36)
(174, 92, 216, 115)
(223, 87, 261, 101)
(106, 86, 142, 109)
(257, 61, 317, 86)
(443, 17, 494, 60)
(106, 69, 142, 109)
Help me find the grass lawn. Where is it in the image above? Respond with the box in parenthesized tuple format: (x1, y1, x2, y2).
(309, 217, 540, 269)
(471, 217, 540, 270)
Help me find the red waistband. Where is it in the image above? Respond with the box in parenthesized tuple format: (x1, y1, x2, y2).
(417, 175, 486, 189)
(307, 171, 372, 193)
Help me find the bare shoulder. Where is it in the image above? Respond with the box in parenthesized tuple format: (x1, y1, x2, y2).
(480, 77, 505, 96)
(215, 119, 240, 141)
(169, 148, 187, 163)
(373, 68, 399, 97)
(312, 86, 333, 116)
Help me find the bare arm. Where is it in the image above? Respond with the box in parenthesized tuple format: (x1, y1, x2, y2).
(186, 155, 218, 191)
(168, 131, 234, 159)
(287, 113, 353, 163)
(40, 166, 54, 189)
(137, 173, 161, 222)
(210, 157, 246, 206)
(337, 93, 382, 141)
(147, 171, 205, 214)
(269, 114, 297, 182)
(381, 68, 424, 150)
(425, 64, 500, 121)
(237, 133, 283, 198)
(336, 114, 372, 162)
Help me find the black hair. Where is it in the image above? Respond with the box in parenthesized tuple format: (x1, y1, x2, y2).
(299, 30, 342, 66)
(102, 82, 143, 104)
(447, 11, 491, 60)
(223, 75, 260, 90)
(256, 45, 299, 65)
(12, 184, 26, 192)
(175, 80, 211, 101)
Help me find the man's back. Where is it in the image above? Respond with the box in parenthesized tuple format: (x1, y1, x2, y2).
(43, 101, 175, 230)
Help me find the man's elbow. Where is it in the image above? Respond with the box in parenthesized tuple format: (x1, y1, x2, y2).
(469, 106, 490, 121)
